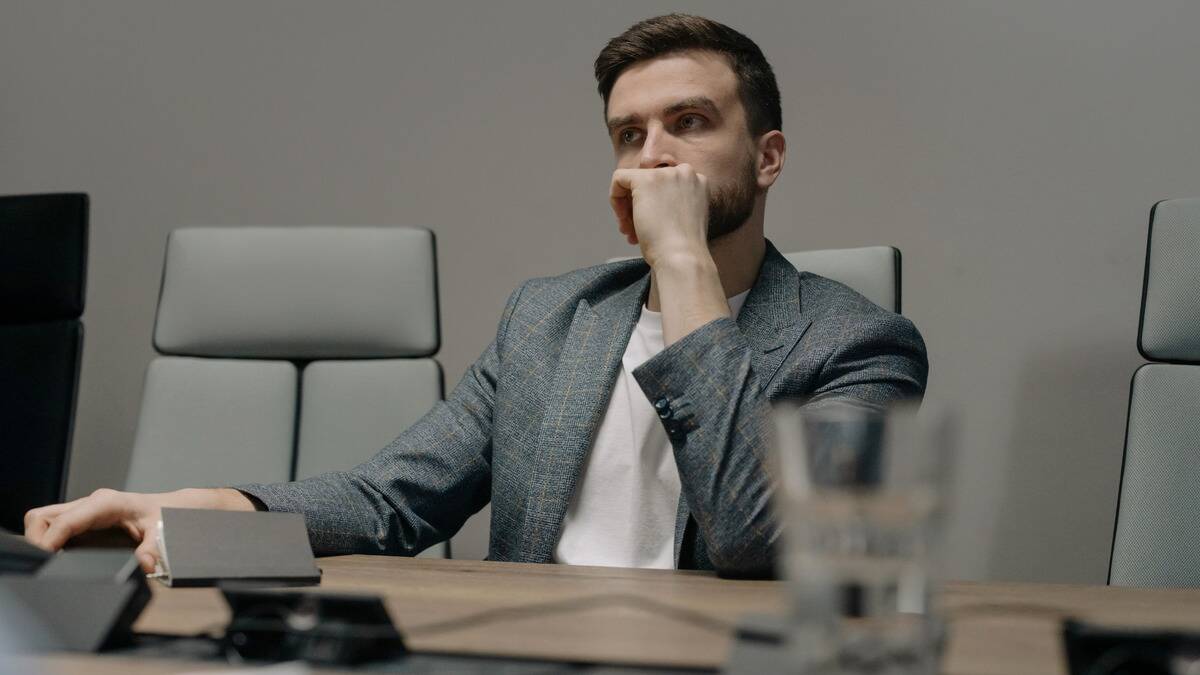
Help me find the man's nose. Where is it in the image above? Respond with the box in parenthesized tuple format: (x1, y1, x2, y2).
(638, 127, 676, 169)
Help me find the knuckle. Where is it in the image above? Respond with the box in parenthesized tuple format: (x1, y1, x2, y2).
(42, 523, 62, 542)
(92, 487, 121, 504)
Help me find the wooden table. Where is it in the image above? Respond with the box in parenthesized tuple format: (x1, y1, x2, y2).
(17, 555, 1200, 673)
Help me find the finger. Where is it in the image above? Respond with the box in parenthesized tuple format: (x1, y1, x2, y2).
(135, 537, 160, 574)
(24, 517, 52, 548)
(23, 499, 85, 546)
(609, 170, 643, 244)
(609, 169, 636, 198)
(609, 173, 634, 226)
(610, 195, 634, 236)
(40, 495, 129, 552)
(24, 497, 85, 531)
(23, 514, 58, 548)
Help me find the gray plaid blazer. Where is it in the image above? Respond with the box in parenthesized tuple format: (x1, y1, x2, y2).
(239, 241, 928, 577)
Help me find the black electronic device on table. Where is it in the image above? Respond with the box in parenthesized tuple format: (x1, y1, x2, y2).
(220, 586, 407, 665)
(1063, 619, 1200, 675)
(0, 527, 150, 652)
(0, 527, 51, 574)
(1, 510, 325, 657)
(153, 508, 321, 587)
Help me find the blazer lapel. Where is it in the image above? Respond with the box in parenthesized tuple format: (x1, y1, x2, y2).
(517, 273, 650, 563)
(673, 242, 811, 566)
(737, 242, 811, 384)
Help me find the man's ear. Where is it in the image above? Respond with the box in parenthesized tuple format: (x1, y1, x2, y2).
(755, 130, 786, 190)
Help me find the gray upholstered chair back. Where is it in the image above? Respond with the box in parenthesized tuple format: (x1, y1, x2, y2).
(124, 227, 446, 556)
(783, 246, 901, 313)
(1110, 198, 1200, 586)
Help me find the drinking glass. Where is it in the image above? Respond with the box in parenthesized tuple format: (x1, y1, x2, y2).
(770, 401, 956, 675)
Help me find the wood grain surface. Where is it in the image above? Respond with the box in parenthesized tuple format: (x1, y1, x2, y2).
(16, 555, 1200, 673)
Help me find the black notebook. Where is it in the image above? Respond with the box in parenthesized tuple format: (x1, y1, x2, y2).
(153, 508, 321, 587)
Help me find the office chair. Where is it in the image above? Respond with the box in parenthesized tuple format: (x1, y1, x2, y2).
(783, 246, 901, 313)
(1109, 198, 1200, 586)
(123, 227, 448, 557)
(0, 193, 88, 533)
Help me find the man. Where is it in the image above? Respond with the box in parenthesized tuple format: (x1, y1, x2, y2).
(24, 14, 927, 578)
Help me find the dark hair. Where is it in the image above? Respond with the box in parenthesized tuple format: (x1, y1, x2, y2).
(594, 14, 782, 137)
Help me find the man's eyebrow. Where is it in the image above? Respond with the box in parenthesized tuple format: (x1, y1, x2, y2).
(606, 113, 640, 134)
(662, 96, 719, 118)
(606, 97, 722, 135)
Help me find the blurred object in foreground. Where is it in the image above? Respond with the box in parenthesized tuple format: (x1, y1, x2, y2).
(770, 400, 958, 675)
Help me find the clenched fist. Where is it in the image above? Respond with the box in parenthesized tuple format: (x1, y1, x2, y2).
(610, 163, 710, 267)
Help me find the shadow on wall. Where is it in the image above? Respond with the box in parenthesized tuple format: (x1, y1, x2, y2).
(987, 339, 1140, 583)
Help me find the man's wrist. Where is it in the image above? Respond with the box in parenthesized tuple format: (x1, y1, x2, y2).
(647, 247, 716, 276)
(653, 250, 725, 309)
(651, 248, 730, 345)
(173, 487, 257, 511)
(216, 488, 258, 511)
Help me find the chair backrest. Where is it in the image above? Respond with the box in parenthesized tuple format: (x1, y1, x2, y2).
(124, 226, 442, 504)
(783, 246, 901, 313)
(1110, 198, 1200, 586)
(296, 360, 441, 479)
(0, 193, 88, 532)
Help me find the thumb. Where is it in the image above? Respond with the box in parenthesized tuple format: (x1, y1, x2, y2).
(135, 536, 160, 574)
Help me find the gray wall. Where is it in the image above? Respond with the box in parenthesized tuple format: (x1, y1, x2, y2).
(3, 0, 1198, 582)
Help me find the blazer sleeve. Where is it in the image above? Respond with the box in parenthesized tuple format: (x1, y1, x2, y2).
(235, 282, 526, 556)
(631, 311, 928, 577)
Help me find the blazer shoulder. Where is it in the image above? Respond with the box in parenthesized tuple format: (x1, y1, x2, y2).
(798, 271, 892, 318)
(798, 271, 926, 351)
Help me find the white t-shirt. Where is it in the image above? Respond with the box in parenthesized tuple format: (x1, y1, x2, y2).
(553, 290, 751, 568)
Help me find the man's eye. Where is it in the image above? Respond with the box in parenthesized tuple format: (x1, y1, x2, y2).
(678, 114, 704, 130)
(619, 129, 642, 145)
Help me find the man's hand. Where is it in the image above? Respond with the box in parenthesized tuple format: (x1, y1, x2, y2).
(609, 164, 710, 267)
(24, 487, 256, 573)
(610, 164, 730, 344)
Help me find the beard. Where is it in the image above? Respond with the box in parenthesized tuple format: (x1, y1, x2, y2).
(706, 156, 760, 241)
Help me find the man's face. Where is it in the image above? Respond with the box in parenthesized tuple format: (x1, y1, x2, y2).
(605, 49, 761, 240)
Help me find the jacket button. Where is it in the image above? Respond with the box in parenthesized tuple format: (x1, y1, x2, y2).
(654, 397, 672, 418)
(666, 422, 685, 439)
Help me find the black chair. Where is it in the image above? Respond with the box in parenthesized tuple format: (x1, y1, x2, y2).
(0, 193, 88, 533)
